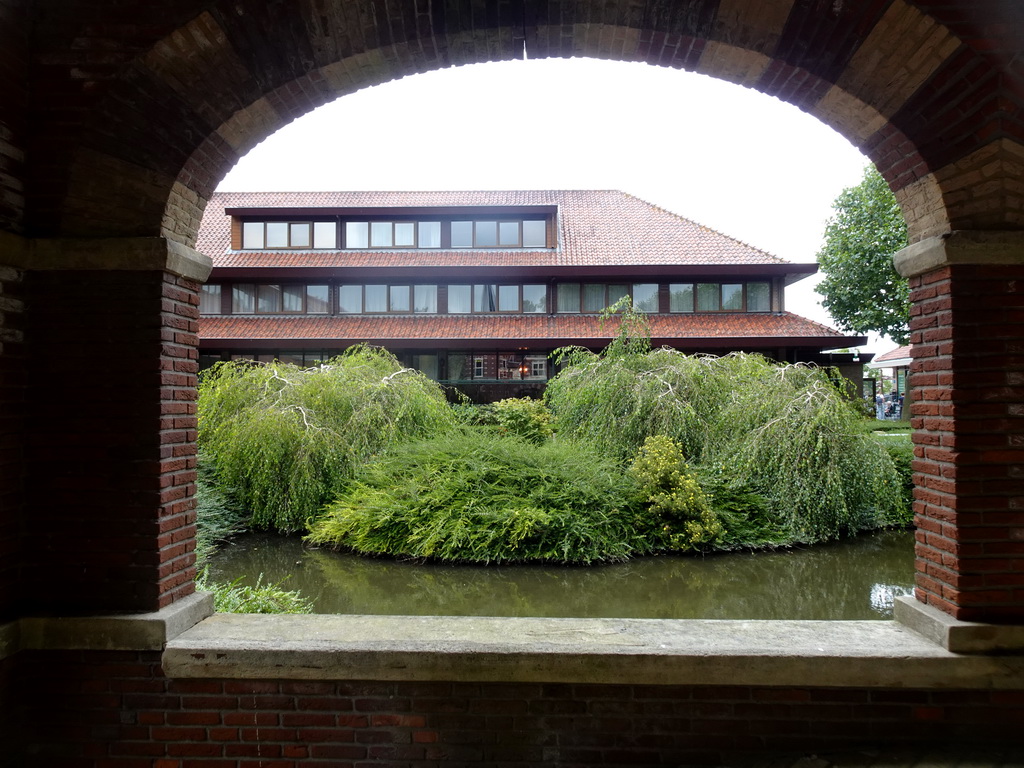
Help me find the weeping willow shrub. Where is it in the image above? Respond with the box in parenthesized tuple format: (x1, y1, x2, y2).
(546, 335, 908, 542)
(198, 346, 457, 532)
(306, 428, 649, 564)
(194, 453, 248, 565)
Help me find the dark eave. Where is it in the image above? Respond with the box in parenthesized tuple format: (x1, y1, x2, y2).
(208, 262, 818, 282)
(224, 204, 559, 218)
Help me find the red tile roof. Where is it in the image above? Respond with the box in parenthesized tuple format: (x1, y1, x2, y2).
(872, 345, 912, 364)
(200, 312, 859, 347)
(198, 190, 800, 271)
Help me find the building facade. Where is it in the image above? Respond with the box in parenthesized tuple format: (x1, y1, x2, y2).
(197, 190, 864, 400)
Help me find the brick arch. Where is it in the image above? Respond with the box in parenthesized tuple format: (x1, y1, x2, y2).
(41, 0, 1021, 249)
(9, 0, 1023, 625)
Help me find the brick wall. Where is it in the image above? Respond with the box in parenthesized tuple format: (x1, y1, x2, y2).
(0, 0, 27, 234)
(908, 264, 1024, 622)
(21, 269, 198, 615)
(0, 262, 25, 621)
(7, 650, 1024, 767)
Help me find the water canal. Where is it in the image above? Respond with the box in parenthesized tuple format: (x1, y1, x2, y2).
(206, 529, 914, 620)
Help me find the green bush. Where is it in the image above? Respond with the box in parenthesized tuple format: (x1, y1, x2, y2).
(196, 568, 313, 614)
(454, 398, 553, 443)
(197, 347, 457, 532)
(194, 455, 248, 565)
(306, 428, 648, 564)
(546, 347, 907, 543)
(630, 435, 723, 550)
(874, 433, 915, 526)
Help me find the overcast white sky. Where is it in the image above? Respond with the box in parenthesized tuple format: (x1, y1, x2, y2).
(217, 57, 893, 353)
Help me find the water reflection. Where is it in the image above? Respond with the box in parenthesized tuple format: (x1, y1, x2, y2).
(206, 530, 914, 620)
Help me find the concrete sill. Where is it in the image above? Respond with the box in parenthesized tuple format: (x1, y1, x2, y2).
(162, 612, 1024, 689)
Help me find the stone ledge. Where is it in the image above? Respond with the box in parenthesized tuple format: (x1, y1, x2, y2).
(2, 235, 212, 281)
(895, 596, 1024, 653)
(162, 613, 1024, 689)
(894, 230, 1024, 278)
(0, 591, 214, 660)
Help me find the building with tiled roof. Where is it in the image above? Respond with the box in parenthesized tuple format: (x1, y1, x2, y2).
(197, 190, 866, 400)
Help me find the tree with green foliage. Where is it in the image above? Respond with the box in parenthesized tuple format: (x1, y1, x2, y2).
(544, 345, 910, 542)
(815, 166, 910, 344)
(197, 346, 457, 532)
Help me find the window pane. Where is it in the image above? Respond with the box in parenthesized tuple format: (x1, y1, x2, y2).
(558, 283, 580, 313)
(413, 354, 438, 380)
(475, 221, 498, 247)
(697, 283, 720, 311)
(266, 222, 288, 248)
(447, 353, 471, 379)
(390, 285, 410, 312)
(313, 222, 336, 249)
(345, 222, 368, 248)
(522, 284, 547, 313)
(498, 353, 522, 380)
(282, 284, 304, 312)
(370, 222, 392, 247)
(498, 221, 519, 246)
(474, 284, 498, 312)
(365, 285, 387, 312)
(290, 223, 310, 248)
(278, 352, 303, 366)
(669, 283, 694, 313)
(199, 284, 221, 314)
(721, 283, 744, 311)
(448, 285, 471, 313)
(632, 283, 659, 313)
(474, 355, 495, 378)
(242, 222, 264, 249)
(608, 284, 629, 306)
(414, 285, 437, 313)
(747, 282, 771, 312)
(307, 285, 329, 314)
(394, 222, 415, 247)
(338, 285, 362, 313)
(258, 284, 282, 313)
(418, 221, 441, 248)
(451, 221, 473, 248)
(522, 220, 546, 247)
(232, 284, 255, 313)
(525, 355, 547, 380)
(583, 284, 606, 313)
(498, 285, 519, 312)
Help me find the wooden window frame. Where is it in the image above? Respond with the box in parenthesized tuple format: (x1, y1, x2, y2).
(240, 221, 336, 250)
(451, 219, 550, 249)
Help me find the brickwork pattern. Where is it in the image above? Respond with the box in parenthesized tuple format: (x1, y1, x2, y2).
(908, 264, 1024, 622)
(0, 262, 24, 620)
(21, 269, 198, 615)
(7, 650, 1024, 767)
(7, 1, 1021, 245)
(0, 0, 27, 234)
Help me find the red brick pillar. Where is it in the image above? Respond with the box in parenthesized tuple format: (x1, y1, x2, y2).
(896, 232, 1024, 623)
(20, 238, 211, 616)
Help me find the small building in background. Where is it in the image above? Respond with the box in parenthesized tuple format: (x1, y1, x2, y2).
(196, 190, 866, 401)
(868, 345, 912, 418)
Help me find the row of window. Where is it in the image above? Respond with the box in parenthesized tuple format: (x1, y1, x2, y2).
(200, 281, 773, 315)
(199, 350, 550, 382)
(239, 218, 548, 250)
